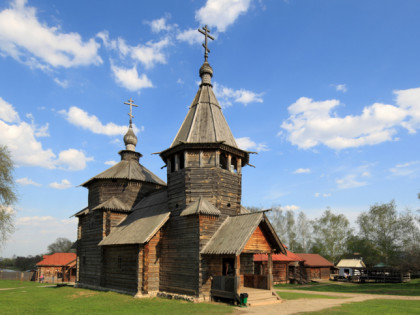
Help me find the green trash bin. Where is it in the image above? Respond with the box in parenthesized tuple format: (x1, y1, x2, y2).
(240, 293, 248, 306)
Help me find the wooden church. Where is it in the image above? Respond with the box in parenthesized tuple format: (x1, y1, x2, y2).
(74, 26, 286, 303)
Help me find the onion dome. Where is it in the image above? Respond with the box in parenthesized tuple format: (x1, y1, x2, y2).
(123, 125, 137, 151)
(199, 61, 213, 86)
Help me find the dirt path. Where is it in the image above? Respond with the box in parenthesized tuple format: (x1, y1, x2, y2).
(233, 290, 420, 315)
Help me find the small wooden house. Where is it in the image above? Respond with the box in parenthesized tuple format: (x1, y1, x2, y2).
(73, 30, 286, 303)
(296, 253, 334, 280)
(36, 253, 76, 283)
(254, 250, 305, 284)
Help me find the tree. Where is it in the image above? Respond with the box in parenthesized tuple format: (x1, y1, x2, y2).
(285, 210, 298, 251)
(0, 145, 17, 247)
(311, 208, 352, 264)
(357, 201, 404, 265)
(295, 211, 312, 252)
(47, 237, 74, 254)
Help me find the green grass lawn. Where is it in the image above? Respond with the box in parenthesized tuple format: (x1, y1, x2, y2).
(276, 291, 345, 300)
(275, 279, 420, 296)
(304, 299, 420, 315)
(0, 281, 233, 315)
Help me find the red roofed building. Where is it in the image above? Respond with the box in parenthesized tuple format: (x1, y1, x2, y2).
(254, 250, 305, 284)
(36, 253, 77, 283)
(296, 253, 335, 280)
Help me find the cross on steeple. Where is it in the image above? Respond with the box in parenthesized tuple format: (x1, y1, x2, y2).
(124, 97, 138, 126)
(198, 25, 214, 62)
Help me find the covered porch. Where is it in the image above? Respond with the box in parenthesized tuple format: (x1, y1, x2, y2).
(201, 212, 286, 303)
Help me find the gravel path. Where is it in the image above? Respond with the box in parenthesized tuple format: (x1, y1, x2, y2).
(233, 290, 420, 315)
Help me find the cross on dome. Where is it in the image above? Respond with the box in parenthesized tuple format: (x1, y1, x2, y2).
(198, 25, 214, 62)
(124, 97, 138, 126)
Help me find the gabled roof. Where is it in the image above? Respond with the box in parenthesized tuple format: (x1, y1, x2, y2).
(180, 197, 221, 216)
(81, 158, 166, 187)
(336, 259, 366, 268)
(72, 206, 89, 217)
(254, 250, 305, 262)
(36, 253, 76, 267)
(201, 212, 286, 255)
(99, 190, 170, 246)
(92, 196, 131, 212)
(170, 84, 238, 149)
(296, 253, 334, 267)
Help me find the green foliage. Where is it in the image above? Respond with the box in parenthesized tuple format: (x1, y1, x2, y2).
(306, 299, 420, 315)
(0, 145, 17, 246)
(311, 208, 352, 264)
(47, 237, 74, 254)
(0, 281, 234, 315)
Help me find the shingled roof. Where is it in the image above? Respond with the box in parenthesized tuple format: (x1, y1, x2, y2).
(99, 190, 170, 246)
(254, 250, 305, 262)
(201, 212, 286, 255)
(92, 196, 131, 212)
(36, 253, 76, 266)
(180, 197, 221, 216)
(81, 158, 166, 187)
(297, 253, 334, 267)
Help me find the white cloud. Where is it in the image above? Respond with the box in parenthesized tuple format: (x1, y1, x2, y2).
(0, 0, 102, 69)
(323, 193, 331, 197)
(56, 149, 93, 171)
(53, 78, 69, 88)
(282, 205, 300, 211)
(196, 0, 252, 32)
(49, 179, 72, 190)
(236, 137, 268, 152)
(110, 64, 153, 92)
(177, 28, 203, 45)
(280, 86, 420, 150)
(0, 98, 92, 170)
(333, 84, 347, 92)
(146, 17, 174, 33)
(336, 174, 367, 189)
(293, 168, 311, 174)
(104, 160, 117, 166)
(390, 161, 420, 177)
(213, 82, 263, 108)
(16, 177, 41, 186)
(59, 106, 139, 136)
(314, 192, 320, 197)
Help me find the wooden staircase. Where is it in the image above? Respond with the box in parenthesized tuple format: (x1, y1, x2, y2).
(240, 287, 282, 306)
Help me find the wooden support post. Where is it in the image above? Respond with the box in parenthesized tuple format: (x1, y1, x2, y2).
(215, 150, 220, 167)
(235, 255, 241, 295)
(237, 158, 242, 174)
(199, 150, 203, 167)
(227, 154, 232, 172)
(143, 244, 149, 293)
(184, 151, 188, 168)
(268, 252, 273, 290)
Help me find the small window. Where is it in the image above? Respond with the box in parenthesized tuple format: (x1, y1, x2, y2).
(220, 153, 228, 170)
(170, 156, 176, 172)
(222, 258, 235, 276)
(179, 153, 185, 169)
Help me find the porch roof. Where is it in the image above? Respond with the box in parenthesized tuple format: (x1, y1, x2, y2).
(201, 212, 286, 255)
(99, 190, 169, 246)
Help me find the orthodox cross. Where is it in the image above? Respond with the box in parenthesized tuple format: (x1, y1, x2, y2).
(198, 25, 214, 62)
(124, 97, 138, 126)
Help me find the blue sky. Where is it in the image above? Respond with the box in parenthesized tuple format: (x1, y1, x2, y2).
(0, 0, 419, 257)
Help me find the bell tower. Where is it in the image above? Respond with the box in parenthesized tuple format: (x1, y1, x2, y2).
(159, 26, 249, 217)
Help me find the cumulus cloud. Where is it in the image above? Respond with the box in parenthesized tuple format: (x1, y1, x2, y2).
(213, 82, 263, 108)
(390, 161, 420, 177)
(293, 168, 311, 174)
(16, 177, 41, 186)
(59, 106, 140, 136)
(196, 0, 252, 32)
(146, 17, 175, 33)
(0, 98, 92, 170)
(176, 28, 203, 45)
(0, 0, 102, 70)
(336, 174, 367, 189)
(236, 137, 268, 152)
(281, 86, 420, 150)
(49, 179, 72, 190)
(104, 160, 117, 166)
(53, 78, 69, 88)
(110, 64, 153, 92)
(282, 205, 300, 211)
(56, 149, 93, 171)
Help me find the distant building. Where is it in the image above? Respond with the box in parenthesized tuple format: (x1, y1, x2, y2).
(36, 253, 76, 283)
(296, 253, 335, 280)
(336, 259, 366, 277)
